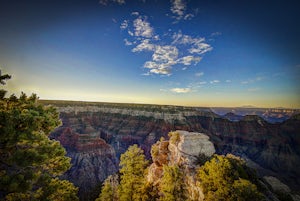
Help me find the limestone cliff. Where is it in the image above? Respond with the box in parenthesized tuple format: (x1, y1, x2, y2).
(45, 101, 300, 199)
(148, 130, 215, 201)
(55, 127, 118, 200)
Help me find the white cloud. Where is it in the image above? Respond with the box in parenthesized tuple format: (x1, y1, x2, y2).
(189, 42, 212, 55)
(211, 32, 222, 37)
(241, 76, 265, 85)
(131, 11, 139, 16)
(184, 13, 194, 20)
(172, 31, 212, 55)
(121, 19, 212, 76)
(144, 61, 172, 75)
(141, 45, 179, 75)
(120, 20, 128, 30)
(124, 38, 133, 46)
(132, 39, 155, 52)
(170, 87, 191, 93)
(152, 45, 178, 63)
(195, 72, 204, 77)
(99, 0, 125, 5)
(225, 79, 231, 83)
(210, 80, 220, 84)
(128, 30, 134, 36)
(178, 55, 201, 65)
(170, 0, 186, 19)
(114, 0, 125, 4)
(133, 17, 154, 38)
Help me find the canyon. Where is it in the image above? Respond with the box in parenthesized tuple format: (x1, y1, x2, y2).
(42, 100, 300, 200)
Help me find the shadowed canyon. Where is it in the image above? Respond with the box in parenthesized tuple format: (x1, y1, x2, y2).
(42, 100, 300, 200)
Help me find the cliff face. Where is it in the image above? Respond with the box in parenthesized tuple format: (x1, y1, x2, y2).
(54, 126, 118, 200)
(47, 102, 300, 197)
(148, 130, 215, 201)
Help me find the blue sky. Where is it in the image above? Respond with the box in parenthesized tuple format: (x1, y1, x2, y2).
(0, 0, 299, 108)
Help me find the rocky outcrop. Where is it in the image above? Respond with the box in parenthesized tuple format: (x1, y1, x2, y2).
(168, 131, 215, 167)
(55, 127, 118, 200)
(264, 176, 291, 194)
(45, 101, 300, 199)
(148, 131, 214, 201)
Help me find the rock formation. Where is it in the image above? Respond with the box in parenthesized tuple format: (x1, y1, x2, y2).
(148, 130, 215, 201)
(43, 101, 300, 199)
(55, 127, 118, 200)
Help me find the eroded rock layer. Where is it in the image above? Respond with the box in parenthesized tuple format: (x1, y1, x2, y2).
(46, 101, 300, 197)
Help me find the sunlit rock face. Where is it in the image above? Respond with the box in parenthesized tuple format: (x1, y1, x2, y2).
(147, 131, 212, 201)
(47, 101, 300, 197)
(168, 130, 215, 167)
(56, 127, 118, 200)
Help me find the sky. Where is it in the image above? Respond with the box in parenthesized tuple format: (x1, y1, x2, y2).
(0, 0, 299, 108)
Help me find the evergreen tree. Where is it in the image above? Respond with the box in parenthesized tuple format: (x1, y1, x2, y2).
(198, 154, 262, 201)
(0, 79, 78, 200)
(97, 175, 119, 201)
(159, 165, 187, 201)
(118, 144, 148, 201)
(0, 70, 11, 99)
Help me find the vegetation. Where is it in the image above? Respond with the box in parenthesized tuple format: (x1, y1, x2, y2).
(0, 71, 78, 200)
(97, 135, 264, 201)
(198, 154, 262, 201)
(168, 131, 180, 145)
(159, 165, 187, 201)
(118, 144, 149, 201)
(96, 175, 119, 201)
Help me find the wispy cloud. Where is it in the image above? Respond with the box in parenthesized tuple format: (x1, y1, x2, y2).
(210, 80, 220, 84)
(172, 31, 212, 55)
(120, 15, 212, 75)
(131, 11, 139, 16)
(133, 16, 154, 38)
(170, 87, 191, 93)
(195, 72, 204, 77)
(225, 79, 231, 83)
(211, 32, 222, 37)
(120, 20, 128, 30)
(241, 76, 266, 85)
(170, 0, 186, 20)
(99, 0, 125, 5)
(170, 0, 195, 21)
(124, 38, 133, 46)
(132, 39, 155, 52)
(178, 55, 201, 65)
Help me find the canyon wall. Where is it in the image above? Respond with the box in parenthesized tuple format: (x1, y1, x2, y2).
(46, 101, 300, 199)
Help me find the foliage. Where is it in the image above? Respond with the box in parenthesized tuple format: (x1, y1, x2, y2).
(150, 141, 160, 161)
(118, 144, 149, 201)
(97, 175, 119, 201)
(194, 153, 211, 166)
(0, 91, 78, 200)
(159, 165, 187, 201)
(168, 131, 180, 145)
(0, 70, 11, 99)
(231, 178, 263, 201)
(198, 154, 262, 201)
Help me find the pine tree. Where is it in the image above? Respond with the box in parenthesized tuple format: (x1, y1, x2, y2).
(0, 69, 11, 99)
(0, 77, 78, 200)
(198, 154, 262, 201)
(159, 165, 187, 201)
(97, 175, 119, 201)
(118, 144, 148, 201)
